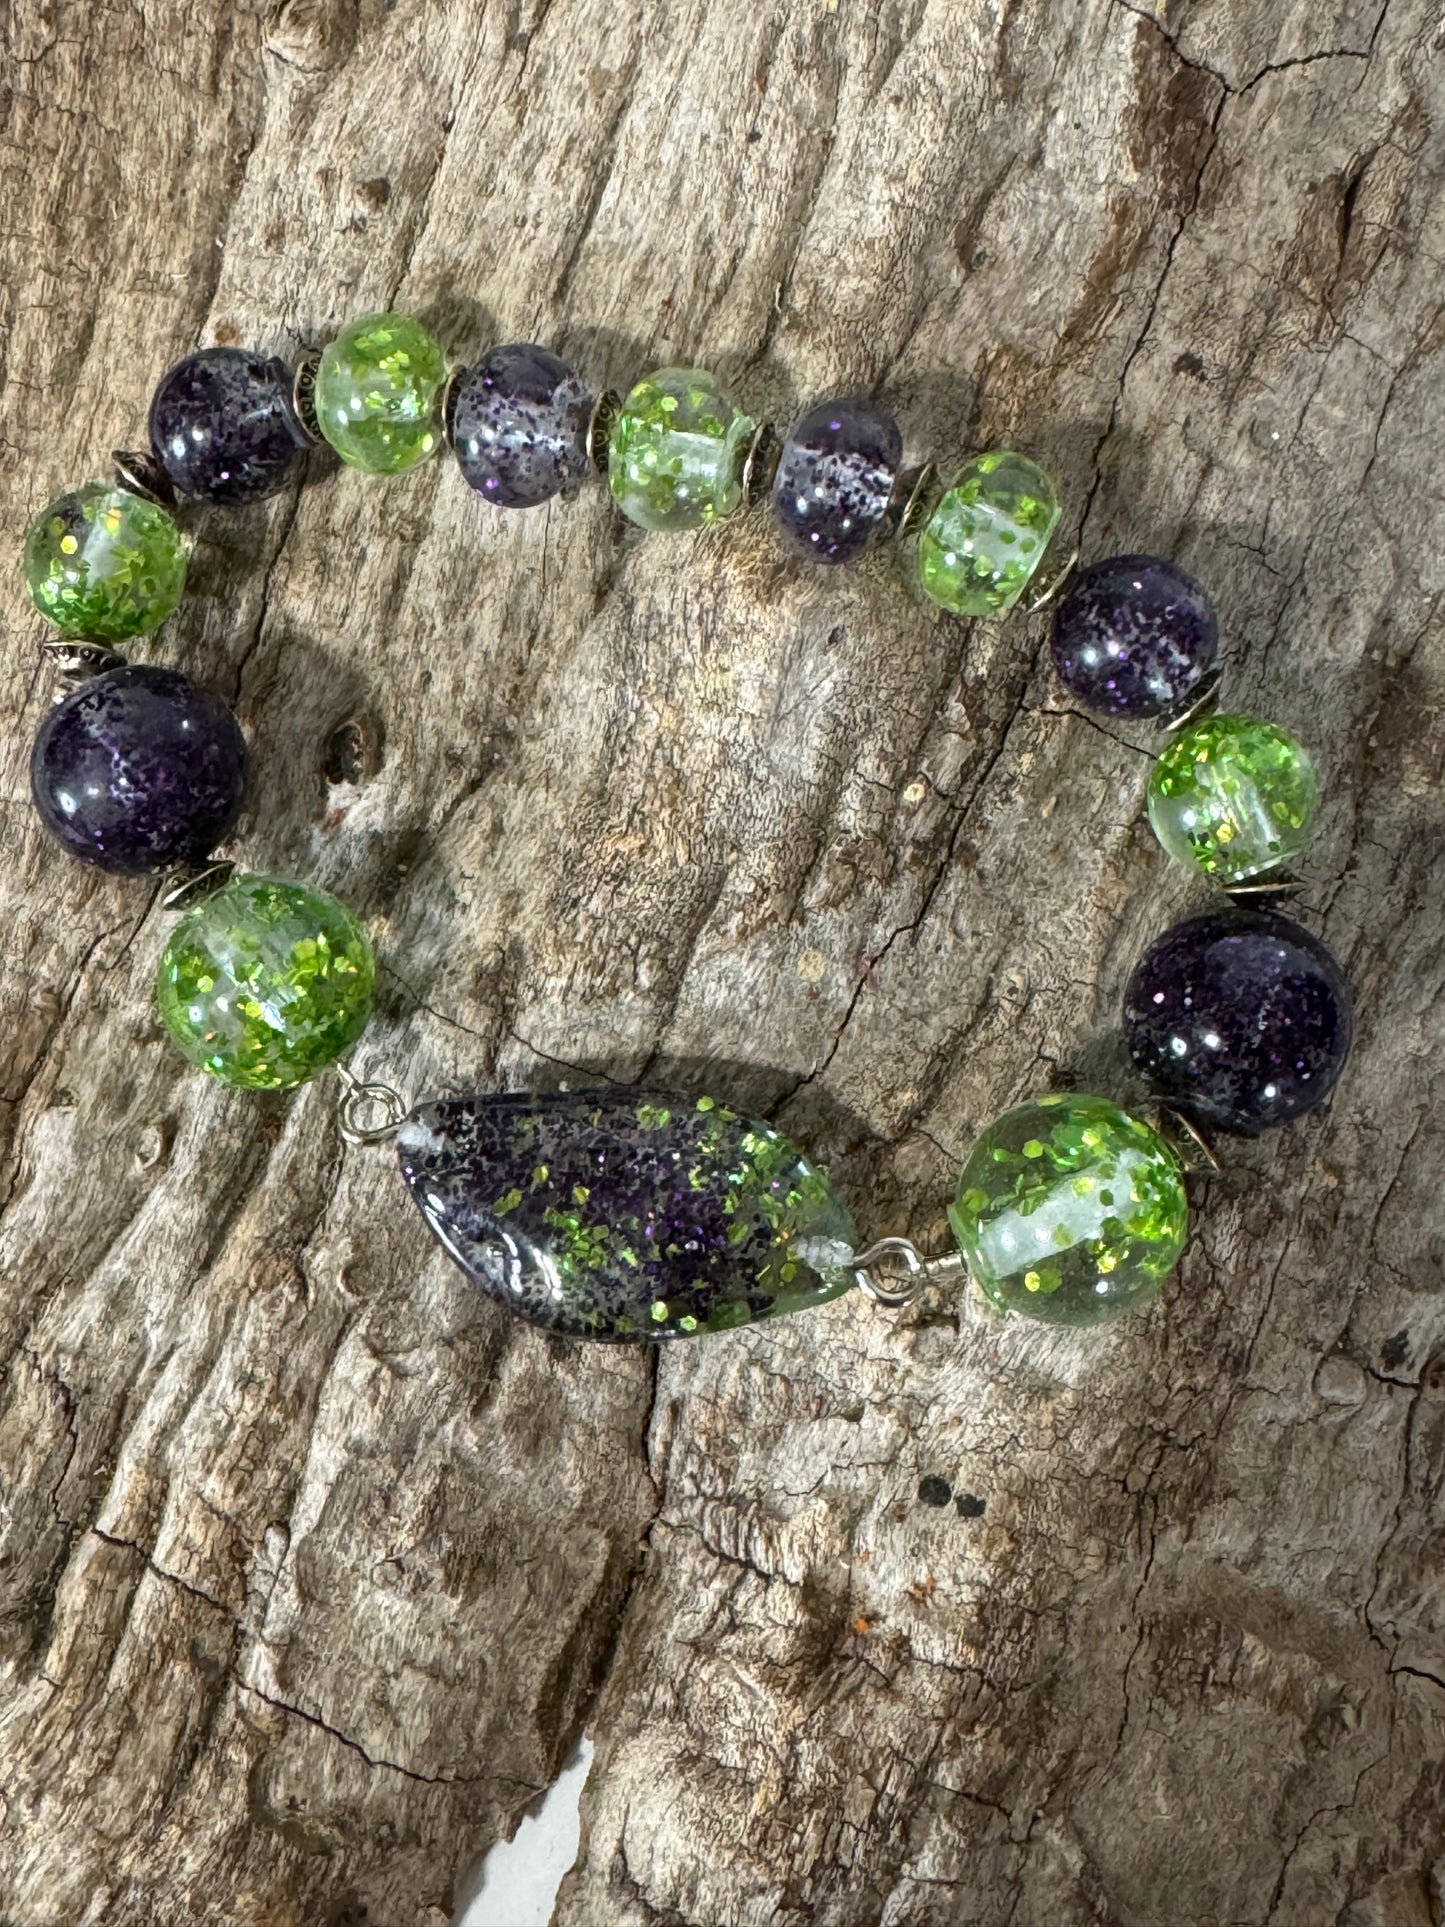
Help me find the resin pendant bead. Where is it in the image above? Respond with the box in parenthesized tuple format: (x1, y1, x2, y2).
(770, 397, 902, 564)
(1050, 553, 1219, 718)
(607, 368, 756, 531)
(396, 1091, 858, 1341)
(32, 665, 248, 874)
(450, 343, 592, 507)
(1148, 713, 1319, 883)
(949, 1094, 1187, 1326)
(148, 347, 308, 506)
(916, 450, 1060, 616)
(314, 312, 447, 475)
(156, 874, 373, 1089)
(1123, 907, 1352, 1135)
(23, 484, 187, 639)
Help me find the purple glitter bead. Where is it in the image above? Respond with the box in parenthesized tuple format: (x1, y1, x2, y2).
(1123, 907, 1352, 1135)
(450, 343, 592, 508)
(1051, 554, 1218, 718)
(32, 664, 249, 875)
(149, 347, 308, 507)
(396, 1090, 857, 1341)
(771, 397, 902, 564)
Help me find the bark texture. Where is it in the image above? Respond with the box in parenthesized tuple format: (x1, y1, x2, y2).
(1, 1, 1443, 1922)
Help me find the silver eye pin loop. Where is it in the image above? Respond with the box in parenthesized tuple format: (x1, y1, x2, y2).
(336, 1062, 409, 1146)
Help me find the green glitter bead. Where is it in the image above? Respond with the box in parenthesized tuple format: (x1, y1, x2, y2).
(607, 367, 756, 531)
(1147, 713, 1319, 883)
(314, 312, 447, 475)
(916, 450, 1060, 616)
(23, 484, 187, 640)
(948, 1094, 1187, 1327)
(156, 875, 374, 1090)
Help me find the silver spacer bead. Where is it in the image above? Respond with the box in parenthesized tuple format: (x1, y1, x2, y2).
(41, 639, 127, 700)
(1157, 665, 1224, 735)
(1019, 543, 1081, 617)
(586, 389, 620, 475)
(886, 462, 942, 542)
(111, 448, 176, 510)
(1223, 865, 1303, 904)
(1152, 1105, 1221, 1174)
(289, 350, 323, 446)
(440, 362, 468, 453)
(740, 420, 781, 507)
(161, 859, 236, 912)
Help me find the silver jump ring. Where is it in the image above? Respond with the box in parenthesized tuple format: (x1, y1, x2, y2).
(852, 1236, 928, 1307)
(336, 1063, 409, 1145)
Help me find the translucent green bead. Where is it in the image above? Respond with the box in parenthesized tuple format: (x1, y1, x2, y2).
(1147, 713, 1319, 883)
(949, 1094, 1187, 1327)
(315, 312, 447, 475)
(156, 875, 374, 1090)
(23, 484, 187, 640)
(917, 450, 1060, 616)
(608, 367, 756, 531)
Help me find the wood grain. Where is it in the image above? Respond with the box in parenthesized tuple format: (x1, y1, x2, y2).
(1, 1, 1442, 1921)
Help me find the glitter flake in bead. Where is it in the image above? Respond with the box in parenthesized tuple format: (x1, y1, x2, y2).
(23, 484, 188, 640)
(156, 875, 374, 1089)
(917, 450, 1060, 616)
(396, 1091, 858, 1341)
(1147, 713, 1320, 883)
(948, 1094, 1187, 1326)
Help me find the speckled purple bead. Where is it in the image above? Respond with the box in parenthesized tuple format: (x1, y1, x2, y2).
(1051, 554, 1219, 718)
(771, 397, 902, 564)
(1123, 907, 1352, 1135)
(148, 348, 308, 507)
(32, 664, 249, 875)
(449, 343, 592, 508)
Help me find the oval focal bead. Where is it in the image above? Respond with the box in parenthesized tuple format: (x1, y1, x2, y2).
(156, 875, 374, 1089)
(396, 1091, 857, 1341)
(917, 450, 1060, 616)
(450, 343, 592, 507)
(770, 397, 902, 564)
(949, 1095, 1187, 1326)
(32, 664, 248, 874)
(149, 347, 307, 506)
(1050, 553, 1218, 719)
(1123, 907, 1352, 1135)
(1147, 713, 1319, 883)
(607, 368, 756, 531)
(24, 484, 187, 640)
(314, 312, 447, 475)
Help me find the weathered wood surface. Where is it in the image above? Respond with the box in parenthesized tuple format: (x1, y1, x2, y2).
(1, 0, 1443, 1921)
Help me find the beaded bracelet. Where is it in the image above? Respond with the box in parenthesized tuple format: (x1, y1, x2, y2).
(21, 313, 1353, 1340)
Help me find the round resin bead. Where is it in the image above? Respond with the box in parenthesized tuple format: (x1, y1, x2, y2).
(770, 397, 902, 564)
(156, 875, 374, 1089)
(949, 1094, 1187, 1327)
(32, 665, 248, 875)
(1050, 553, 1219, 718)
(1123, 907, 1352, 1135)
(607, 367, 756, 531)
(1147, 713, 1319, 883)
(450, 343, 592, 507)
(148, 347, 308, 506)
(314, 312, 447, 475)
(23, 484, 187, 640)
(917, 450, 1061, 616)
